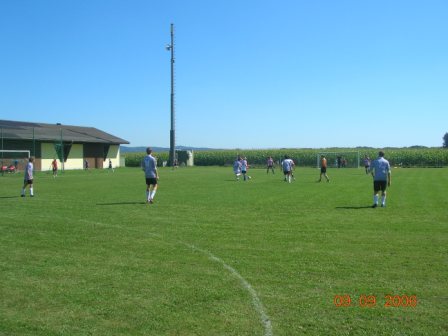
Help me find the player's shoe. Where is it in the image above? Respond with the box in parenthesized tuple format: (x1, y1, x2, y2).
(371, 204, 378, 208)
(381, 203, 385, 207)
(21, 194, 25, 197)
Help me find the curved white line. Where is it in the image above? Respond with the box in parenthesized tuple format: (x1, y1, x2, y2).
(14, 216, 274, 335)
(182, 242, 273, 336)
(82, 221, 274, 335)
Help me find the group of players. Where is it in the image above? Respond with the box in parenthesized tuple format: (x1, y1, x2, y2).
(230, 151, 391, 208)
(20, 147, 391, 209)
(233, 155, 297, 183)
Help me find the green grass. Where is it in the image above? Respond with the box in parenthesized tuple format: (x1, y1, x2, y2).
(1, 167, 447, 335)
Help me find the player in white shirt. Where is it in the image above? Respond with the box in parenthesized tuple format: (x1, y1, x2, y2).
(141, 147, 159, 204)
(282, 155, 295, 183)
(241, 157, 251, 181)
(21, 157, 34, 197)
(370, 151, 391, 208)
(233, 156, 242, 181)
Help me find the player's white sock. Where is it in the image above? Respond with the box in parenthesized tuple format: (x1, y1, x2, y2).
(30, 188, 33, 196)
(21, 188, 25, 196)
(381, 195, 386, 206)
(373, 195, 379, 204)
(146, 190, 150, 200)
(150, 190, 156, 199)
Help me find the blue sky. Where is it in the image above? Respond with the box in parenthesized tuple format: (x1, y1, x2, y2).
(1, 0, 447, 148)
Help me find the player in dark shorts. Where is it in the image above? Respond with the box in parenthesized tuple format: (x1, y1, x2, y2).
(363, 155, 371, 174)
(266, 156, 275, 174)
(370, 151, 391, 208)
(146, 177, 158, 187)
(21, 157, 34, 197)
(141, 147, 159, 204)
(318, 155, 330, 182)
(51, 158, 58, 177)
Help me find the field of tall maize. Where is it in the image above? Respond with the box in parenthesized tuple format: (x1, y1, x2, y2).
(125, 148, 448, 168)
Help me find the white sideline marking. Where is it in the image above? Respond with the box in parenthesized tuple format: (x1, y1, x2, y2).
(182, 243, 273, 336)
(78, 219, 273, 335)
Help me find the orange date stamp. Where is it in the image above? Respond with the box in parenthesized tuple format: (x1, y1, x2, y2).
(334, 294, 417, 308)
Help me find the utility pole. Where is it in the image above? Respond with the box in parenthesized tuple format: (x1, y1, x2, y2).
(166, 23, 176, 167)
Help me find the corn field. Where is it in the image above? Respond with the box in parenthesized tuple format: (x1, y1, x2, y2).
(125, 148, 448, 168)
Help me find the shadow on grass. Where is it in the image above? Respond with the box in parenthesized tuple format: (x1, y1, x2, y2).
(97, 201, 146, 206)
(0, 196, 21, 199)
(336, 206, 372, 210)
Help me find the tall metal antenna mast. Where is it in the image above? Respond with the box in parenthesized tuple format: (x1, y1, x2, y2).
(166, 23, 176, 167)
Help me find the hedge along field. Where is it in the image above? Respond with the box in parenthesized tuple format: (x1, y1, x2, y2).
(125, 148, 448, 168)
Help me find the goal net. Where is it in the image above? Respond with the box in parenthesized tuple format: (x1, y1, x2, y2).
(1, 150, 31, 174)
(317, 151, 360, 169)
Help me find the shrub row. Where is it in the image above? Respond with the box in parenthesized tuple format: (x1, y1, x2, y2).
(125, 148, 448, 168)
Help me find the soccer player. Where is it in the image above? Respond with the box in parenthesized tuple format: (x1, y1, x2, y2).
(141, 147, 159, 204)
(108, 159, 114, 173)
(266, 156, 275, 174)
(282, 155, 295, 183)
(363, 155, 371, 174)
(51, 158, 58, 177)
(370, 151, 391, 208)
(241, 156, 251, 181)
(318, 155, 330, 182)
(21, 157, 34, 197)
(233, 156, 242, 181)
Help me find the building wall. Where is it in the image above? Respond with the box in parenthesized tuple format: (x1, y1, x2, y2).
(41, 143, 84, 170)
(2, 139, 42, 157)
(41, 143, 59, 171)
(84, 143, 104, 169)
(102, 145, 120, 168)
(5, 141, 123, 171)
(2, 139, 42, 170)
(65, 144, 84, 170)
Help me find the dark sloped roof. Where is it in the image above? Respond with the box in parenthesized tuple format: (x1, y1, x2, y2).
(0, 120, 129, 144)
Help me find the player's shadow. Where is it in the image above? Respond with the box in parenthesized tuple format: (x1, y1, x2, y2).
(336, 206, 373, 210)
(97, 201, 146, 206)
(0, 196, 21, 199)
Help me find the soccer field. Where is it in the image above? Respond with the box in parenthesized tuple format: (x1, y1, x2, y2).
(1, 167, 447, 335)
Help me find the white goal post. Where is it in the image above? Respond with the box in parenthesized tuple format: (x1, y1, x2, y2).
(317, 151, 360, 169)
(1, 150, 31, 174)
(1, 150, 31, 165)
(0, 150, 31, 158)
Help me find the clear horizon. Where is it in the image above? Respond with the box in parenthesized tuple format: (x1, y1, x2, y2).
(1, 1, 447, 148)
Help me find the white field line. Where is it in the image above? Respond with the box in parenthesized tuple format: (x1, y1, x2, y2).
(80, 219, 274, 336)
(181, 242, 273, 336)
(3, 214, 274, 336)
